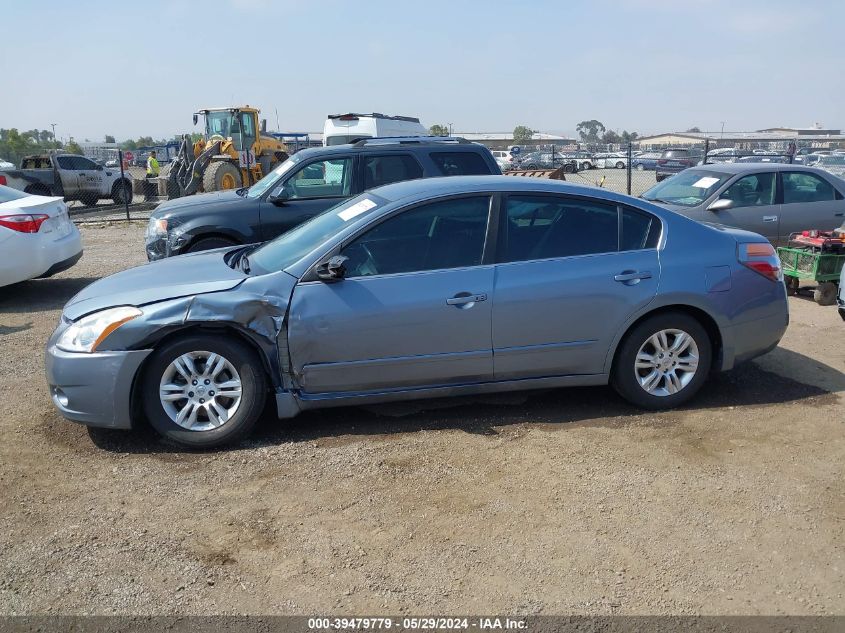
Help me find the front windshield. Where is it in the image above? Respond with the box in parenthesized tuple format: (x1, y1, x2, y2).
(205, 111, 236, 138)
(245, 154, 301, 199)
(641, 170, 731, 206)
(249, 193, 387, 273)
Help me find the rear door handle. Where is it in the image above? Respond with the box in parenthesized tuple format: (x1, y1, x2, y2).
(446, 293, 487, 305)
(614, 270, 652, 282)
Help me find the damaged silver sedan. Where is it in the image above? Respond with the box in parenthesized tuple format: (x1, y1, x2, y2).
(46, 176, 788, 448)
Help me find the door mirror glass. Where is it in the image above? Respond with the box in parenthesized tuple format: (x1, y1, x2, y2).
(316, 255, 349, 282)
(708, 198, 734, 212)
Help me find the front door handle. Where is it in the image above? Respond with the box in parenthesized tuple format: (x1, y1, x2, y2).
(614, 270, 652, 283)
(835, 213, 844, 217)
(446, 292, 487, 306)
(763, 215, 778, 222)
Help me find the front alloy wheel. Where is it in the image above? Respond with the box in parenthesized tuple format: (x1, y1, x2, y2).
(142, 334, 266, 448)
(159, 351, 243, 430)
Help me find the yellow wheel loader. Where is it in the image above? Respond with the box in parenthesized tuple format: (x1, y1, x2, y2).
(166, 106, 289, 198)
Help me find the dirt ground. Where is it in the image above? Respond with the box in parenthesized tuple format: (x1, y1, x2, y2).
(0, 223, 842, 616)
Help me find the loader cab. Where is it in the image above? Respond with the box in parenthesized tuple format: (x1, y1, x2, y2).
(198, 109, 258, 153)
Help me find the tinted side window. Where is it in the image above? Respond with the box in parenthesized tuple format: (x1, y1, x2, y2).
(55, 156, 74, 169)
(430, 152, 491, 176)
(782, 172, 836, 204)
(500, 195, 618, 263)
(284, 158, 352, 200)
(342, 196, 490, 277)
(363, 154, 423, 189)
(621, 207, 660, 250)
(719, 173, 776, 208)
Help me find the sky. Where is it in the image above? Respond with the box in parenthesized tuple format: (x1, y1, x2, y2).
(2, 0, 844, 142)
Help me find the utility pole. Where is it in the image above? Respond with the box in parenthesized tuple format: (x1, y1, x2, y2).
(50, 123, 57, 149)
(720, 121, 726, 140)
(448, 123, 453, 137)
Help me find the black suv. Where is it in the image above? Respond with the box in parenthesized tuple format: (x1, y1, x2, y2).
(145, 137, 500, 260)
(655, 148, 704, 182)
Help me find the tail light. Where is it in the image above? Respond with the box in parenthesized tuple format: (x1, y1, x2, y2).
(738, 242, 782, 282)
(0, 175, 6, 185)
(0, 214, 50, 233)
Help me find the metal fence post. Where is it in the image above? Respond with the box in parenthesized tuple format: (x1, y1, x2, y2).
(626, 143, 632, 195)
(118, 149, 130, 221)
(703, 138, 710, 164)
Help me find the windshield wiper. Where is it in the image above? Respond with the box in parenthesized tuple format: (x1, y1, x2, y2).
(645, 197, 675, 205)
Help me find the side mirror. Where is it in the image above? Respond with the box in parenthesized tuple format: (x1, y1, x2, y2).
(316, 255, 349, 282)
(192, 113, 198, 126)
(96, 165, 104, 171)
(708, 198, 733, 212)
(269, 185, 290, 206)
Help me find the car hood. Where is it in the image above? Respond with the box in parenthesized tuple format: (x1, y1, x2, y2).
(63, 248, 247, 320)
(151, 190, 250, 217)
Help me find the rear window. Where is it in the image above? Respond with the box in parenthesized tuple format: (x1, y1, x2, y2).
(662, 149, 690, 158)
(326, 135, 368, 146)
(0, 184, 30, 203)
(430, 151, 492, 176)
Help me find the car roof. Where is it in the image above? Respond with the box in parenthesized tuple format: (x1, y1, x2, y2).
(369, 175, 641, 207)
(689, 162, 830, 174)
(292, 140, 488, 160)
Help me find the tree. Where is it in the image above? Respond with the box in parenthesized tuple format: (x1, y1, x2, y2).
(686, 126, 701, 133)
(621, 130, 639, 143)
(121, 139, 138, 150)
(429, 124, 448, 137)
(65, 140, 84, 155)
(513, 125, 535, 145)
(602, 130, 622, 145)
(576, 120, 606, 143)
(104, 135, 116, 143)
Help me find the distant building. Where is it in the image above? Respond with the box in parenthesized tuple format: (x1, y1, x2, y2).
(78, 142, 120, 160)
(636, 127, 845, 151)
(454, 132, 577, 150)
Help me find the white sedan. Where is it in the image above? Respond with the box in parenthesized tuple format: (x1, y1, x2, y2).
(0, 185, 83, 287)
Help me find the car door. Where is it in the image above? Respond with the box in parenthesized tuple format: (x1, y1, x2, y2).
(287, 195, 494, 394)
(778, 170, 845, 240)
(73, 156, 105, 197)
(492, 194, 661, 379)
(707, 171, 780, 243)
(259, 155, 358, 241)
(53, 156, 79, 197)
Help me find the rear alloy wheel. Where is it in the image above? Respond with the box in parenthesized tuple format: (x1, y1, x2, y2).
(142, 335, 266, 448)
(612, 313, 711, 409)
(636, 163, 645, 171)
(615, 161, 625, 169)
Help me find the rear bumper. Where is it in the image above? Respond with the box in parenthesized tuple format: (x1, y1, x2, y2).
(45, 343, 151, 429)
(0, 226, 82, 286)
(37, 250, 83, 278)
(721, 306, 789, 370)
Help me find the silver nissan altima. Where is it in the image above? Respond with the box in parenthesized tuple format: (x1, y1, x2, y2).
(46, 176, 789, 449)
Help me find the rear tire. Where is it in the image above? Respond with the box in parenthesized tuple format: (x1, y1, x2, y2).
(203, 161, 242, 192)
(80, 193, 99, 207)
(615, 161, 625, 169)
(186, 236, 238, 253)
(111, 179, 132, 205)
(636, 163, 645, 171)
(785, 276, 800, 296)
(611, 312, 712, 410)
(141, 334, 267, 449)
(813, 282, 837, 306)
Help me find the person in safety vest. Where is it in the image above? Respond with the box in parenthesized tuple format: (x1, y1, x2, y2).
(145, 150, 160, 201)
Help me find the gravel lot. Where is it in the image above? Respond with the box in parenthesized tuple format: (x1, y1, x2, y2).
(0, 223, 843, 616)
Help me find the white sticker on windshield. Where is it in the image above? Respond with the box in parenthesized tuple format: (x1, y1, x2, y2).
(692, 176, 720, 189)
(338, 198, 377, 221)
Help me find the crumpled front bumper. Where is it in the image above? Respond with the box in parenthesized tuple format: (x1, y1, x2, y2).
(45, 343, 152, 429)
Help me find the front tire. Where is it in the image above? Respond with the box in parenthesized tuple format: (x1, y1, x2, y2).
(141, 334, 267, 449)
(111, 179, 132, 205)
(615, 161, 625, 169)
(611, 312, 712, 410)
(814, 282, 837, 306)
(186, 236, 238, 253)
(203, 161, 242, 192)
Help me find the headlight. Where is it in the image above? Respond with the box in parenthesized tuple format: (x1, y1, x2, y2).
(146, 217, 168, 238)
(57, 306, 142, 353)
